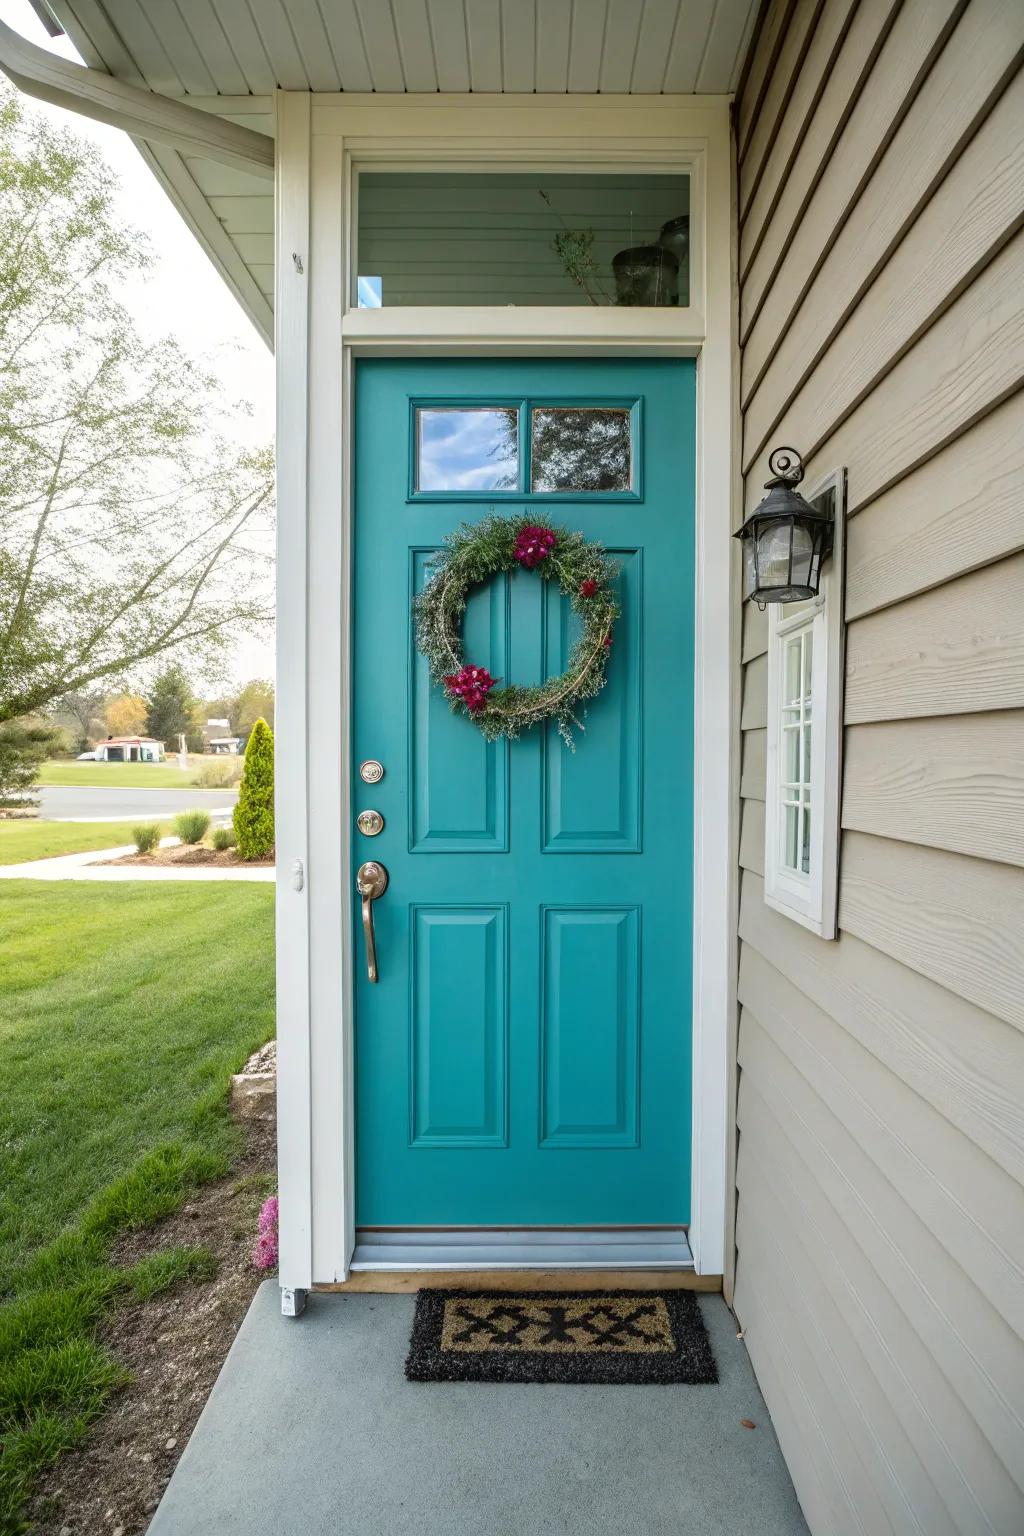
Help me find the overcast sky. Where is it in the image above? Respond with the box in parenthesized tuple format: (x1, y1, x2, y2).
(1, 0, 277, 688)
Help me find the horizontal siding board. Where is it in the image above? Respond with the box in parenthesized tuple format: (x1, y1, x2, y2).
(737, 0, 825, 195)
(741, 728, 767, 801)
(739, 797, 765, 875)
(741, 597, 767, 661)
(737, 1076, 1024, 1534)
(733, 1255, 863, 1536)
(742, 61, 1024, 468)
(739, 872, 1024, 1187)
(739, 0, 860, 232)
(845, 552, 1024, 723)
(742, 228, 1024, 519)
(742, 2, 1024, 413)
(739, 0, 960, 335)
(839, 832, 1024, 1029)
(735, 1199, 914, 1536)
(845, 392, 1024, 619)
(739, 956, 1024, 1357)
(740, 653, 767, 729)
(735, 0, 797, 159)
(843, 713, 1024, 866)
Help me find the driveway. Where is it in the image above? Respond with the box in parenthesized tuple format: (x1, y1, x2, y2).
(38, 785, 239, 821)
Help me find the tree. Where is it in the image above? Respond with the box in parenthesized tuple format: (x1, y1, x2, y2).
(55, 686, 108, 750)
(233, 677, 275, 735)
(104, 693, 148, 738)
(233, 716, 274, 859)
(145, 665, 196, 748)
(0, 720, 61, 806)
(0, 88, 274, 728)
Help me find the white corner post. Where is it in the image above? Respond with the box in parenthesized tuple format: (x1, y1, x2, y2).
(275, 90, 312, 1317)
(689, 103, 735, 1281)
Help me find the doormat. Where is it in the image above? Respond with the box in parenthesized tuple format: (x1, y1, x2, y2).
(405, 1289, 717, 1385)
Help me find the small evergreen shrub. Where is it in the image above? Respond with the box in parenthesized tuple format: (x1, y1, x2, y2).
(211, 826, 236, 852)
(233, 718, 274, 860)
(174, 810, 210, 845)
(132, 824, 160, 854)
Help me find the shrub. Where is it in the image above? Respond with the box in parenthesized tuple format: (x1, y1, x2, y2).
(132, 824, 160, 854)
(211, 826, 236, 852)
(233, 718, 274, 860)
(173, 810, 210, 845)
(192, 758, 242, 789)
(0, 723, 62, 808)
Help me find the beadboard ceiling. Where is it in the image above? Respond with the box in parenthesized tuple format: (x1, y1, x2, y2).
(38, 0, 758, 345)
(47, 0, 758, 96)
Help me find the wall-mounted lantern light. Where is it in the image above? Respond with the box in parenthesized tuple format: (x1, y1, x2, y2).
(734, 447, 834, 609)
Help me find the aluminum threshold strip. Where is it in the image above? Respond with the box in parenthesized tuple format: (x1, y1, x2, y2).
(351, 1227, 694, 1272)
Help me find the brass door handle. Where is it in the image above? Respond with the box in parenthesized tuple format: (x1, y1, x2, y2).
(356, 861, 388, 982)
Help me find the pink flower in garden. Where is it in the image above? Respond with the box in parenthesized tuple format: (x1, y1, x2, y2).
(253, 1195, 279, 1271)
(444, 664, 497, 714)
(514, 524, 556, 569)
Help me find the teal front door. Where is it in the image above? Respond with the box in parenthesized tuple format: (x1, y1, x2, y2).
(353, 357, 695, 1227)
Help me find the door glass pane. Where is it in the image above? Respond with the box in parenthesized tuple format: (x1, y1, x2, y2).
(785, 805, 800, 869)
(415, 407, 519, 492)
(357, 172, 690, 307)
(531, 407, 632, 492)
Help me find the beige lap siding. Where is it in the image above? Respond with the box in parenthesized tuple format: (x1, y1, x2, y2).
(733, 1, 1024, 1532)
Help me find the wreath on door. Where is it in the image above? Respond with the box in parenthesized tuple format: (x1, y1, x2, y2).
(415, 512, 619, 749)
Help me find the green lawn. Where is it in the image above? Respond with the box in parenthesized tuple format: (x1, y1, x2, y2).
(0, 881, 275, 1530)
(37, 759, 201, 787)
(0, 819, 169, 866)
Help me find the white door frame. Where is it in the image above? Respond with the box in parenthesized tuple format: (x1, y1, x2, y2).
(274, 92, 738, 1300)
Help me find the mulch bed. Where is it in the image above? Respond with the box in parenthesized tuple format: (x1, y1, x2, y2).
(100, 844, 274, 869)
(27, 1119, 276, 1536)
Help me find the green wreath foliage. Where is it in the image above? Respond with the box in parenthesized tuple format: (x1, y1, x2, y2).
(415, 512, 620, 748)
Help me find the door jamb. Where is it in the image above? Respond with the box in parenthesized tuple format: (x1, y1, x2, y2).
(274, 93, 737, 1298)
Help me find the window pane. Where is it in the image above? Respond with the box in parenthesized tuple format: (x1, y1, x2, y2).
(785, 805, 800, 870)
(531, 407, 632, 492)
(801, 804, 812, 874)
(785, 636, 801, 704)
(802, 721, 812, 782)
(416, 407, 518, 493)
(784, 724, 800, 783)
(802, 627, 814, 698)
(357, 172, 690, 307)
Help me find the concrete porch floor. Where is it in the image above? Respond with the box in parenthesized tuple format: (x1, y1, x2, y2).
(148, 1283, 807, 1536)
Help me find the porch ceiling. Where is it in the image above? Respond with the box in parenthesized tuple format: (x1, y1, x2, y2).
(33, 1, 756, 348)
(46, 0, 758, 96)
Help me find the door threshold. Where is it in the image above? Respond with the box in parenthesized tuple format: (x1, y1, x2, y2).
(350, 1227, 694, 1272)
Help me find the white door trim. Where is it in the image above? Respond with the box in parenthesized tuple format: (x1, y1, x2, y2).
(274, 93, 736, 1294)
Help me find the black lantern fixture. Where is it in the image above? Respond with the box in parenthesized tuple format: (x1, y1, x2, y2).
(734, 447, 834, 609)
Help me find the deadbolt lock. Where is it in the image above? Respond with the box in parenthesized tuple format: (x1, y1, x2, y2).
(356, 808, 384, 837)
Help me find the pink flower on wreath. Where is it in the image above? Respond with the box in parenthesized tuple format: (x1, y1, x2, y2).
(579, 578, 598, 598)
(603, 631, 613, 650)
(514, 524, 556, 569)
(444, 664, 497, 714)
(253, 1195, 279, 1271)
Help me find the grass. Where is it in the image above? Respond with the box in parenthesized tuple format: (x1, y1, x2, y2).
(0, 881, 275, 1533)
(0, 820, 169, 866)
(36, 759, 206, 788)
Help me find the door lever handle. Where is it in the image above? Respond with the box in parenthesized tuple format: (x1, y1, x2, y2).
(356, 861, 389, 982)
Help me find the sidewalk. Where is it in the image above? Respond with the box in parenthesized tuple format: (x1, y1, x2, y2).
(1, 837, 275, 882)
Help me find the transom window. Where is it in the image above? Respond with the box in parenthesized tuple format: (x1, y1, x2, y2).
(411, 400, 640, 500)
(357, 171, 690, 310)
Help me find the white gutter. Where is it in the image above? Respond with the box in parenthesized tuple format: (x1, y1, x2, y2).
(0, 18, 273, 179)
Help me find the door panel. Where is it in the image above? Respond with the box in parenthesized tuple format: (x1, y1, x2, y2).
(353, 357, 695, 1227)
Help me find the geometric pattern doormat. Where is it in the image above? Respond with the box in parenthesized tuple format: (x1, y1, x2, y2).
(405, 1290, 718, 1385)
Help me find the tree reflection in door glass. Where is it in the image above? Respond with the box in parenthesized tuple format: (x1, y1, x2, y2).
(531, 407, 632, 492)
(416, 407, 518, 492)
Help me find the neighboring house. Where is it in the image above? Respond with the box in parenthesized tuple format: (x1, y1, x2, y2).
(2, 4, 1021, 1532)
(93, 736, 164, 763)
(207, 737, 243, 755)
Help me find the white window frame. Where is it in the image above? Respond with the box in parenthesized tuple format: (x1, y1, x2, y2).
(764, 468, 846, 939)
